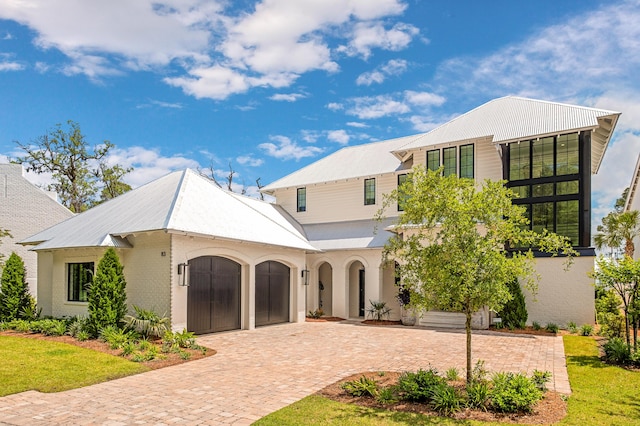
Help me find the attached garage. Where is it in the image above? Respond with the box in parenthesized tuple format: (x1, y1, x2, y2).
(255, 261, 290, 327)
(187, 256, 241, 334)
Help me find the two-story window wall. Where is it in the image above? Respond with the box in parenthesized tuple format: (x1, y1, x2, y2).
(505, 132, 590, 248)
(426, 144, 474, 179)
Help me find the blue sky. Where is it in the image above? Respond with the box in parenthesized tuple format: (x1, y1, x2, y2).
(1, 0, 639, 229)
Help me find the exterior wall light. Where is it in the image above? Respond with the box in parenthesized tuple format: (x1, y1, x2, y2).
(177, 263, 189, 286)
(301, 268, 310, 286)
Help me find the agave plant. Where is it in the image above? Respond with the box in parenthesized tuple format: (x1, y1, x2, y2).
(124, 305, 170, 339)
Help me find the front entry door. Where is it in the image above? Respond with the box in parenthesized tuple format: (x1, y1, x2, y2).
(187, 256, 241, 334)
(358, 268, 365, 317)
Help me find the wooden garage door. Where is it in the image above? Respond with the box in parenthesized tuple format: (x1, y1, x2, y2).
(255, 261, 290, 327)
(187, 256, 241, 334)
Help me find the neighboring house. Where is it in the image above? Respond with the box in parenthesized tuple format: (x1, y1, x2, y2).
(22, 96, 620, 333)
(623, 153, 640, 259)
(0, 163, 74, 296)
(262, 96, 620, 328)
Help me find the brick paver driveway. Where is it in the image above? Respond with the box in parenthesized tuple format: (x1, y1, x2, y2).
(0, 320, 569, 425)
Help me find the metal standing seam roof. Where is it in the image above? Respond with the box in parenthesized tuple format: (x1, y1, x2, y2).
(261, 97, 620, 194)
(393, 96, 620, 174)
(21, 169, 317, 252)
(261, 135, 420, 193)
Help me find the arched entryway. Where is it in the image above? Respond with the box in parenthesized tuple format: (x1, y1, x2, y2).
(318, 262, 333, 316)
(187, 256, 241, 334)
(255, 260, 290, 327)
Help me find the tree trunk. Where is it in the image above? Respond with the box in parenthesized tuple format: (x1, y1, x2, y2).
(466, 309, 472, 384)
(624, 306, 631, 348)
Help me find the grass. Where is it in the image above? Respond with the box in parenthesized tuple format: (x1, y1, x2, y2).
(256, 336, 640, 425)
(0, 336, 149, 396)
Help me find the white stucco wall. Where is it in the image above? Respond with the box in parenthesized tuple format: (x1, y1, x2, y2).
(523, 255, 595, 327)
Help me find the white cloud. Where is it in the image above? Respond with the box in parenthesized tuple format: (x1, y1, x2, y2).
(0, 61, 23, 71)
(326, 102, 344, 111)
(346, 121, 368, 128)
(327, 129, 350, 145)
(404, 90, 445, 106)
(237, 155, 264, 167)
(269, 93, 306, 102)
(406, 115, 444, 133)
(340, 22, 418, 59)
(346, 94, 410, 119)
(0, 0, 416, 99)
(258, 135, 324, 161)
(136, 99, 183, 109)
(356, 58, 407, 85)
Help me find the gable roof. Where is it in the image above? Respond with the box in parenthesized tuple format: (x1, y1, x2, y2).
(261, 135, 416, 193)
(21, 169, 317, 252)
(393, 96, 620, 174)
(262, 97, 620, 193)
(624, 153, 640, 212)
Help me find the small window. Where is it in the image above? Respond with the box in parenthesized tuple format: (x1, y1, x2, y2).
(364, 178, 376, 205)
(397, 174, 408, 211)
(68, 262, 94, 302)
(443, 147, 457, 177)
(459, 144, 474, 179)
(297, 187, 306, 212)
(427, 149, 440, 172)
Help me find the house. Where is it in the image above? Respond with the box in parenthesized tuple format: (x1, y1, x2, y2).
(623, 154, 640, 258)
(22, 96, 620, 333)
(262, 96, 620, 328)
(0, 163, 74, 296)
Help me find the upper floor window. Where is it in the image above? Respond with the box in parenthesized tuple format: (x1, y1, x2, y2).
(509, 134, 579, 182)
(297, 187, 306, 212)
(427, 149, 440, 172)
(397, 174, 408, 211)
(364, 178, 376, 205)
(68, 262, 94, 302)
(459, 144, 474, 179)
(443, 147, 457, 177)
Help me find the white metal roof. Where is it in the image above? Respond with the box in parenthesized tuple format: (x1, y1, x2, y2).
(261, 135, 418, 193)
(262, 97, 620, 193)
(21, 169, 317, 252)
(394, 96, 620, 174)
(302, 218, 397, 250)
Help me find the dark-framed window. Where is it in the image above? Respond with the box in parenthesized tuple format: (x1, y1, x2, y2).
(364, 178, 376, 205)
(506, 132, 584, 247)
(459, 144, 474, 179)
(427, 149, 440, 172)
(443, 147, 457, 177)
(68, 262, 94, 302)
(397, 174, 408, 211)
(297, 187, 306, 212)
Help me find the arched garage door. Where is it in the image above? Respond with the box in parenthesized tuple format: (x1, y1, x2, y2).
(187, 256, 241, 334)
(255, 261, 290, 327)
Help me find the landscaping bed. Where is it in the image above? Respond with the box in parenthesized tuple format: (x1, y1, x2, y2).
(317, 371, 566, 424)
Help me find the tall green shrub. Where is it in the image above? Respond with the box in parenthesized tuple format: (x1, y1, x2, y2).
(0, 252, 31, 321)
(87, 248, 127, 336)
(498, 279, 528, 329)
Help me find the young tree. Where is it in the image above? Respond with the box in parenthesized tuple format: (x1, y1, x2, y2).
(498, 279, 528, 329)
(379, 166, 574, 383)
(592, 256, 640, 348)
(16, 120, 132, 212)
(0, 252, 31, 321)
(87, 248, 127, 336)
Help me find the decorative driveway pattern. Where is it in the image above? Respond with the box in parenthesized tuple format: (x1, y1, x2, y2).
(0, 321, 569, 425)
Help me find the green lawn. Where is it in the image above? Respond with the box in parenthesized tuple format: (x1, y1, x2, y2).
(256, 336, 640, 425)
(0, 335, 149, 396)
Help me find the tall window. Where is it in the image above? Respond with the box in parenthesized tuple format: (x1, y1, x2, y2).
(68, 262, 94, 302)
(427, 149, 440, 172)
(397, 174, 408, 211)
(507, 132, 582, 246)
(459, 144, 474, 179)
(443, 147, 457, 177)
(364, 178, 376, 205)
(297, 187, 306, 212)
